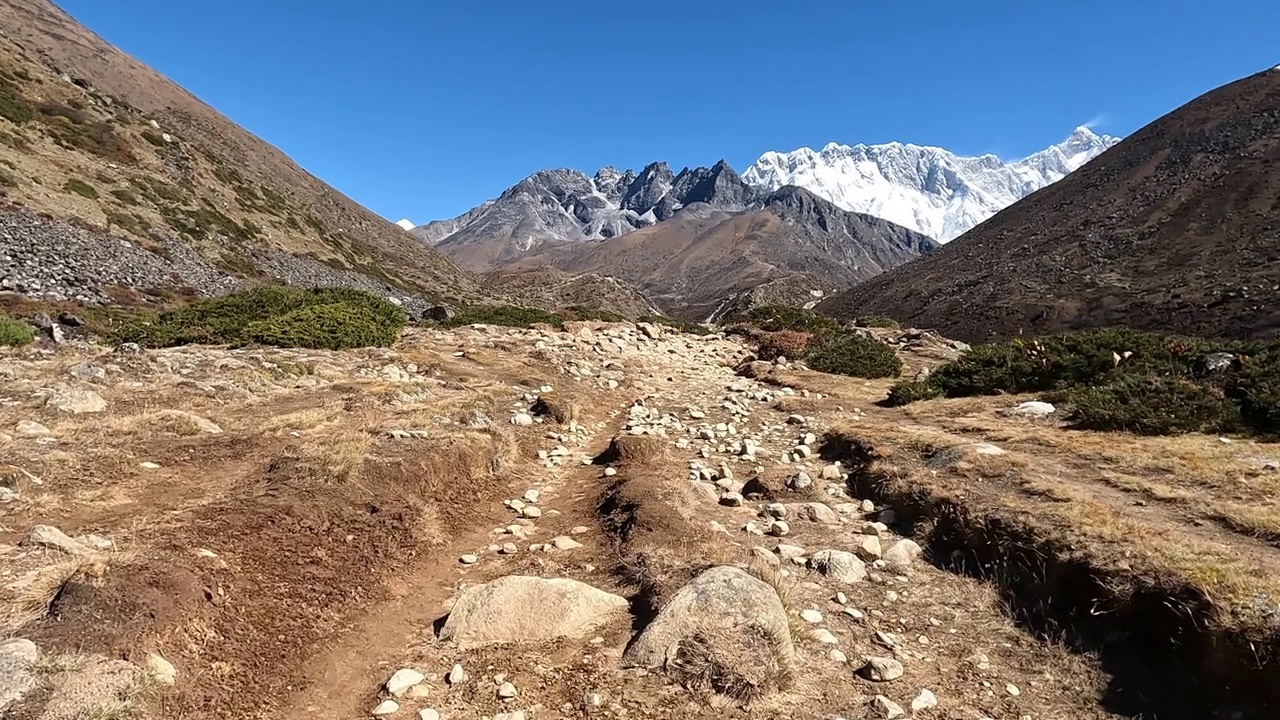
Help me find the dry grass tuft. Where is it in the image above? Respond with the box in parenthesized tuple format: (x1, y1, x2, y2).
(668, 626, 795, 704)
(596, 434, 668, 467)
(36, 653, 155, 720)
(530, 392, 580, 424)
(0, 558, 97, 633)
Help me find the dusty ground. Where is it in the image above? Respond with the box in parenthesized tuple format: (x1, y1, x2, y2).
(2, 323, 1277, 719)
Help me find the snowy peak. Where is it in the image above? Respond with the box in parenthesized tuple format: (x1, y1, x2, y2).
(743, 127, 1120, 242)
(394, 218, 416, 231)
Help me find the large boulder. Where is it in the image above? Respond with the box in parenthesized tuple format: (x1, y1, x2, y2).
(438, 576, 628, 649)
(623, 566, 796, 700)
(0, 639, 38, 712)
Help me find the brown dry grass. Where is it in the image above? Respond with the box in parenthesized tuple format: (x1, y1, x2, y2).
(823, 404, 1280, 639)
(598, 434, 668, 468)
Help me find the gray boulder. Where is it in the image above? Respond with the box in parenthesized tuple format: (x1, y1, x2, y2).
(624, 566, 796, 699)
(808, 549, 868, 585)
(0, 639, 38, 712)
(439, 576, 628, 649)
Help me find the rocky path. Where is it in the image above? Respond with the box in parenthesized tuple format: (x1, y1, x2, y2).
(268, 323, 1127, 720)
(2, 322, 1137, 720)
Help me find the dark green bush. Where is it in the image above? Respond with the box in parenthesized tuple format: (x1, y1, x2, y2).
(1064, 376, 1241, 436)
(63, 178, 98, 199)
(724, 305, 843, 335)
(244, 303, 401, 350)
(1237, 351, 1280, 434)
(637, 315, 711, 336)
(436, 304, 567, 330)
(855, 315, 900, 329)
(0, 313, 35, 346)
(805, 334, 902, 379)
(883, 379, 942, 406)
(114, 287, 405, 349)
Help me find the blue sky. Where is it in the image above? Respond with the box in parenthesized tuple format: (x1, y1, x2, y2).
(55, 0, 1280, 223)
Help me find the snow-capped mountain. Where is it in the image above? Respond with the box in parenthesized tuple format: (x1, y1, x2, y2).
(394, 218, 416, 231)
(742, 126, 1120, 242)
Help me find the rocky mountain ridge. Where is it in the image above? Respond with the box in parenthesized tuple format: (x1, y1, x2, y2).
(743, 126, 1120, 241)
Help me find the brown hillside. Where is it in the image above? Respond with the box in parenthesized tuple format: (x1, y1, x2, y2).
(0, 0, 478, 303)
(817, 68, 1280, 343)
(523, 189, 934, 322)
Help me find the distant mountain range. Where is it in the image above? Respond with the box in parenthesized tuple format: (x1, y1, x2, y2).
(406, 160, 935, 320)
(818, 67, 1280, 342)
(742, 127, 1119, 242)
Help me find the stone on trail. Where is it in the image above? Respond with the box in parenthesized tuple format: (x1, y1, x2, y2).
(21, 525, 91, 555)
(872, 694, 906, 719)
(1003, 400, 1056, 418)
(372, 699, 400, 716)
(145, 652, 177, 685)
(14, 420, 51, 437)
(792, 502, 840, 524)
(551, 536, 583, 551)
(447, 663, 468, 685)
(858, 656, 904, 682)
(883, 539, 923, 570)
(418, 710, 441, 720)
(623, 566, 796, 698)
(386, 668, 426, 697)
(718, 492, 744, 507)
(799, 609, 824, 623)
(0, 638, 39, 712)
(497, 681, 518, 699)
(808, 549, 867, 585)
(459, 554, 479, 565)
(439, 576, 628, 649)
(911, 688, 939, 712)
(44, 387, 107, 414)
(853, 534, 883, 560)
(809, 628, 839, 645)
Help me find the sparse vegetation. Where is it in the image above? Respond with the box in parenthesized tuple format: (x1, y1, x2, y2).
(63, 177, 98, 199)
(724, 305, 843, 335)
(0, 312, 35, 346)
(114, 287, 406, 349)
(886, 327, 1280, 435)
(637, 315, 711, 336)
(434, 304, 569, 330)
(854, 314, 900, 329)
(884, 378, 942, 406)
(139, 129, 166, 147)
(109, 188, 139, 205)
(0, 74, 34, 124)
(754, 330, 812, 361)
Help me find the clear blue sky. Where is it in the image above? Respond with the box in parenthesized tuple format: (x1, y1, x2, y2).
(54, 0, 1280, 223)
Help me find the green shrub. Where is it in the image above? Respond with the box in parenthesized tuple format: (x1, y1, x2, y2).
(436, 304, 567, 329)
(724, 305, 843, 335)
(0, 313, 35, 346)
(110, 188, 139, 205)
(754, 330, 812, 361)
(637, 315, 711, 335)
(855, 315, 900, 329)
(63, 178, 98, 199)
(883, 379, 942, 406)
(0, 76, 34, 124)
(114, 287, 405, 349)
(560, 305, 625, 323)
(805, 334, 902, 378)
(1237, 352, 1280, 434)
(1064, 376, 1241, 436)
(139, 129, 167, 147)
(244, 303, 401, 350)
